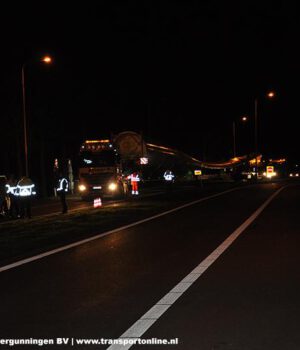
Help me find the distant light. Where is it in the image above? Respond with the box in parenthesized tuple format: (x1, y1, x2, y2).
(267, 91, 275, 98)
(108, 182, 117, 191)
(265, 166, 276, 178)
(266, 172, 277, 178)
(78, 184, 87, 192)
(85, 140, 110, 144)
(270, 158, 286, 164)
(42, 56, 52, 63)
(241, 116, 248, 122)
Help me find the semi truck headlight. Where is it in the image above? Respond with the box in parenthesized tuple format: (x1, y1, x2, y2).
(79, 184, 87, 192)
(108, 182, 117, 191)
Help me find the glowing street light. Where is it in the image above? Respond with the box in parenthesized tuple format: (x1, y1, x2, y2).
(22, 55, 53, 176)
(267, 91, 275, 98)
(42, 55, 52, 64)
(253, 90, 276, 178)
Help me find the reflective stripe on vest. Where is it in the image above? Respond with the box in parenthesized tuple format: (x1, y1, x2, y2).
(6, 184, 18, 195)
(57, 178, 69, 192)
(17, 184, 36, 197)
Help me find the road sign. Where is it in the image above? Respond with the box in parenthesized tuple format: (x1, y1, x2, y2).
(140, 157, 148, 165)
(93, 198, 102, 208)
(266, 166, 274, 173)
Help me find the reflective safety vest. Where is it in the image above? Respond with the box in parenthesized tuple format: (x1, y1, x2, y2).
(57, 178, 69, 192)
(5, 184, 18, 195)
(16, 177, 36, 197)
(128, 174, 140, 183)
(164, 171, 175, 181)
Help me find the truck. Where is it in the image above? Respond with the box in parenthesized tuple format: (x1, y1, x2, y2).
(77, 131, 206, 200)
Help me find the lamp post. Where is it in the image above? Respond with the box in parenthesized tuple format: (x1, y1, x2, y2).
(232, 115, 248, 158)
(232, 121, 236, 158)
(21, 63, 28, 177)
(22, 56, 52, 177)
(253, 91, 275, 178)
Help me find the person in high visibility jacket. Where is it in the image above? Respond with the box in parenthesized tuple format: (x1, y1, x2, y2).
(128, 172, 140, 195)
(163, 170, 175, 193)
(5, 174, 19, 218)
(16, 176, 36, 219)
(56, 174, 69, 213)
(163, 170, 175, 182)
(0, 176, 8, 216)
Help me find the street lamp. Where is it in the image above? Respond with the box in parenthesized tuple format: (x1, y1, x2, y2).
(253, 91, 275, 177)
(232, 115, 248, 158)
(42, 56, 52, 64)
(22, 55, 52, 177)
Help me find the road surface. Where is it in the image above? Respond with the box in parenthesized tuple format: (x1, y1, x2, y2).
(0, 182, 299, 349)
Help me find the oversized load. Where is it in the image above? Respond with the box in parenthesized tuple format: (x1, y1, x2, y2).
(114, 131, 147, 159)
(77, 131, 203, 199)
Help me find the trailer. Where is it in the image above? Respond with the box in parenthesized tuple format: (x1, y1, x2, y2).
(77, 131, 208, 199)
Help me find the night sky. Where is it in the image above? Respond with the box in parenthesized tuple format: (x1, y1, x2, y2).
(1, 1, 299, 180)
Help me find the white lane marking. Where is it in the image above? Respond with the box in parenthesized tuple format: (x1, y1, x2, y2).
(0, 187, 240, 273)
(121, 319, 156, 338)
(107, 186, 285, 350)
(141, 305, 171, 320)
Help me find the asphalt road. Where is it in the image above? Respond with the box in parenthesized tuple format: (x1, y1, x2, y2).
(0, 182, 299, 350)
(29, 185, 177, 217)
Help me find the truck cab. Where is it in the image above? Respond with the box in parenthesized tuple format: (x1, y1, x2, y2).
(78, 140, 128, 200)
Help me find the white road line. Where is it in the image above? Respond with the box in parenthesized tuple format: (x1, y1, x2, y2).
(107, 186, 285, 350)
(0, 187, 240, 273)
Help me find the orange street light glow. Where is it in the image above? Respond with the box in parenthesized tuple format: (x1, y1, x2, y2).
(267, 91, 275, 98)
(42, 56, 52, 63)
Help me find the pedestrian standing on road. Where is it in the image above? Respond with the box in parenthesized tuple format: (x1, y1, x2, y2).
(17, 176, 36, 219)
(6, 174, 19, 219)
(0, 176, 8, 217)
(56, 173, 69, 214)
(163, 170, 175, 193)
(128, 172, 140, 195)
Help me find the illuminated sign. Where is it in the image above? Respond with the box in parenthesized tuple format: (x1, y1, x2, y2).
(140, 157, 149, 165)
(194, 170, 202, 176)
(264, 166, 277, 178)
(93, 197, 102, 208)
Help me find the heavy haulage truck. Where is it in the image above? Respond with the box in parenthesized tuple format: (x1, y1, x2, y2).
(77, 131, 208, 200)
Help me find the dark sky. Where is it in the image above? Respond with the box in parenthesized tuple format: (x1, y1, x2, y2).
(1, 1, 299, 176)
